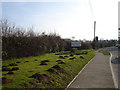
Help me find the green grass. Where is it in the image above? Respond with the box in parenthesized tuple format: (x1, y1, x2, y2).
(98, 49, 110, 55)
(2, 49, 95, 89)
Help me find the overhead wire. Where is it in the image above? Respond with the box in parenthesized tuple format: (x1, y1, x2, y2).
(88, 0, 95, 21)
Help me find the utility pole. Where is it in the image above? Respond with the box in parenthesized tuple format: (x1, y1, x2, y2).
(92, 21, 96, 49)
(94, 21, 96, 41)
(118, 28, 120, 48)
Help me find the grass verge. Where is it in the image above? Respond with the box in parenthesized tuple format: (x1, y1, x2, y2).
(2, 49, 95, 89)
(98, 49, 110, 55)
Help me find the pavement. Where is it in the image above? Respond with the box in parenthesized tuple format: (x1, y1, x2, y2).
(66, 50, 115, 89)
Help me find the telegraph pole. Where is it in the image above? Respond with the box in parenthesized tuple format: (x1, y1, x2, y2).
(94, 21, 96, 41)
(92, 21, 96, 49)
(118, 28, 120, 48)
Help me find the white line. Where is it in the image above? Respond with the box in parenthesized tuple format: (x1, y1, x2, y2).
(65, 54, 95, 89)
(109, 53, 118, 88)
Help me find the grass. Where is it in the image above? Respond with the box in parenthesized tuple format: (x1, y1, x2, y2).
(98, 49, 110, 55)
(2, 49, 95, 89)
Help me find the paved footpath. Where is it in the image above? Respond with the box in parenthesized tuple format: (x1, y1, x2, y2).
(66, 51, 115, 89)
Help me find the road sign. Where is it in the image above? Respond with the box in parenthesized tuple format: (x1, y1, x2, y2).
(71, 41, 81, 47)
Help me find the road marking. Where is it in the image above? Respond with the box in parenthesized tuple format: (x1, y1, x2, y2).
(65, 53, 95, 89)
(109, 53, 118, 88)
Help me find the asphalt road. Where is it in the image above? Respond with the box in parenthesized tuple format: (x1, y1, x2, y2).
(66, 50, 115, 89)
(103, 47, 120, 89)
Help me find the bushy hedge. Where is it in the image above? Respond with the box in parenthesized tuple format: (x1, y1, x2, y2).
(1, 20, 116, 60)
(1, 20, 66, 60)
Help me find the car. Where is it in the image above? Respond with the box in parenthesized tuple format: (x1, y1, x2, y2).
(115, 44, 120, 48)
(115, 44, 119, 47)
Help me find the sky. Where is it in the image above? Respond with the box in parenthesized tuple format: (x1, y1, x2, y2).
(1, 0, 119, 40)
(118, 1, 120, 37)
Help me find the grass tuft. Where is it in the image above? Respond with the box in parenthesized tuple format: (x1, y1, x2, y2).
(98, 49, 110, 55)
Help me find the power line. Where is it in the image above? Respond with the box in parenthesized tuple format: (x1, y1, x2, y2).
(89, 0, 95, 20)
(88, 0, 96, 42)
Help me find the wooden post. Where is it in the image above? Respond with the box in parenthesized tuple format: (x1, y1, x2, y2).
(94, 21, 96, 41)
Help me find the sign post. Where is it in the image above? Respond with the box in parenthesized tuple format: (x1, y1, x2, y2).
(71, 41, 81, 47)
(71, 41, 81, 52)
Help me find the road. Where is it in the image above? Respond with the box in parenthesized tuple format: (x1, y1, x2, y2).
(66, 47, 119, 90)
(103, 47, 120, 89)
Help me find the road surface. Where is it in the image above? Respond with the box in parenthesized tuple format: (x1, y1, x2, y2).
(66, 47, 119, 90)
(103, 47, 120, 89)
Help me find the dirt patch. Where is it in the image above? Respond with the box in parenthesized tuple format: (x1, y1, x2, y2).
(52, 65, 66, 74)
(28, 71, 33, 72)
(69, 57, 76, 60)
(59, 56, 65, 59)
(70, 54, 74, 56)
(56, 60, 66, 64)
(7, 71, 14, 74)
(2, 77, 12, 84)
(2, 65, 8, 68)
(28, 82, 37, 88)
(29, 73, 53, 84)
(76, 53, 80, 55)
(52, 65, 61, 70)
(19, 83, 28, 87)
(11, 67, 19, 71)
(40, 62, 47, 65)
(41, 60, 50, 63)
(40, 60, 50, 65)
(56, 60, 62, 62)
(80, 56, 84, 59)
(2, 66, 11, 71)
(64, 55, 68, 58)
(47, 65, 66, 74)
(16, 61, 20, 63)
(47, 68, 58, 74)
(9, 63, 18, 66)
(34, 59, 38, 61)
(24, 61, 29, 63)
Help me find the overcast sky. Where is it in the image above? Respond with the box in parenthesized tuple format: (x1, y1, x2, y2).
(1, 0, 119, 40)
